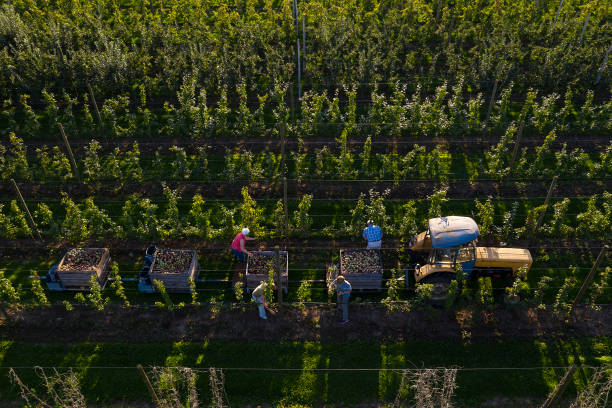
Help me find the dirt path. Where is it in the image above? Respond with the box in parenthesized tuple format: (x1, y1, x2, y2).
(2, 304, 611, 344)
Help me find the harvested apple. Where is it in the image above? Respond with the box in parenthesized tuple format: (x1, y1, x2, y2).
(248, 253, 277, 275)
(153, 250, 193, 274)
(60, 248, 105, 271)
(340, 250, 382, 274)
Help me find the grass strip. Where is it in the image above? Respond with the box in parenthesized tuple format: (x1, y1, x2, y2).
(0, 338, 610, 406)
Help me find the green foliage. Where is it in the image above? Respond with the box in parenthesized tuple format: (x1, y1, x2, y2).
(495, 201, 520, 243)
(273, 199, 287, 239)
(297, 281, 312, 310)
(109, 262, 129, 307)
(445, 280, 459, 310)
(532, 276, 553, 310)
(169, 146, 191, 180)
(474, 197, 495, 236)
(225, 150, 264, 182)
(543, 198, 573, 238)
(477, 277, 494, 308)
(234, 281, 244, 303)
(0, 133, 30, 180)
(74, 292, 86, 304)
(360, 136, 373, 177)
(34, 146, 72, 181)
(154, 280, 181, 311)
(33, 203, 55, 236)
(485, 123, 516, 180)
(576, 193, 611, 240)
(553, 276, 577, 320)
(426, 186, 448, 223)
(60, 194, 88, 243)
(122, 194, 159, 238)
(588, 266, 611, 311)
(238, 187, 263, 236)
(524, 205, 548, 236)
(0, 200, 31, 239)
(291, 138, 309, 183)
(187, 194, 211, 239)
(264, 271, 275, 304)
(160, 185, 182, 238)
(415, 283, 433, 303)
(82, 140, 102, 182)
(189, 278, 199, 306)
(63, 300, 73, 311)
(382, 269, 403, 313)
(398, 201, 418, 239)
(0, 271, 20, 303)
(505, 266, 530, 302)
(217, 205, 236, 239)
(86, 275, 109, 311)
(348, 189, 390, 235)
(29, 276, 49, 306)
(292, 194, 313, 233)
(60, 194, 119, 242)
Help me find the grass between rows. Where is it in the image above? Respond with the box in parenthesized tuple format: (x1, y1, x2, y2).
(0, 338, 610, 406)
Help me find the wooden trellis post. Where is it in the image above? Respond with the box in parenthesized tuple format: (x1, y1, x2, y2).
(578, 12, 590, 46)
(275, 245, 283, 305)
(283, 176, 289, 249)
(553, 0, 565, 25)
(535, 175, 558, 233)
(508, 118, 524, 175)
(540, 365, 577, 408)
(595, 43, 612, 84)
(58, 123, 82, 183)
(137, 364, 161, 407)
(280, 124, 289, 248)
(572, 246, 609, 309)
(302, 15, 306, 73)
(485, 78, 499, 123)
(297, 39, 302, 99)
(87, 82, 105, 142)
(10, 179, 41, 240)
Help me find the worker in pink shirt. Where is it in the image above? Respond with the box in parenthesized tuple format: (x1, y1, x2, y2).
(231, 227, 256, 262)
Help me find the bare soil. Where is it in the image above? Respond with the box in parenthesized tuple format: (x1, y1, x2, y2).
(1, 304, 611, 344)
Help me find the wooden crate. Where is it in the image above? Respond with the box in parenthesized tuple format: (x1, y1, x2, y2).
(56, 248, 111, 290)
(149, 249, 199, 293)
(336, 249, 383, 291)
(246, 251, 288, 293)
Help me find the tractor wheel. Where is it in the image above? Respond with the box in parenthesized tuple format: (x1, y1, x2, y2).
(420, 273, 456, 304)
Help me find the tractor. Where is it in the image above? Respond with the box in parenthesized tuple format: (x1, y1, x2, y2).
(408, 216, 533, 301)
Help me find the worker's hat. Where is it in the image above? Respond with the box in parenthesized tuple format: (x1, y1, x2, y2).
(242, 227, 250, 235)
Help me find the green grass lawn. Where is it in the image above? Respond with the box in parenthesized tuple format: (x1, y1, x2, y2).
(0, 338, 610, 406)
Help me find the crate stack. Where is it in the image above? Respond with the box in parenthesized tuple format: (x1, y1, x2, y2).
(337, 249, 383, 291)
(149, 249, 199, 293)
(246, 251, 289, 293)
(56, 248, 111, 290)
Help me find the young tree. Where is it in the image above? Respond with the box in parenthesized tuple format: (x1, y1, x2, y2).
(238, 187, 263, 236)
(292, 194, 313, 233)
(426, 186, 448, 225)
(187, 194, 211, 239)
(474, 197, 494, 237)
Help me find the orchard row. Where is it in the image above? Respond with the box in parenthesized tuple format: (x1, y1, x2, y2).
(1, 132, 610, 183)
(1, 187, 610, 242)
(1, 0, 609, 102)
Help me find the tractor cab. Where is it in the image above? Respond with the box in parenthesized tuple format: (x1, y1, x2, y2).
(410, 216, 479, 275)
(408, 216, 532, 302)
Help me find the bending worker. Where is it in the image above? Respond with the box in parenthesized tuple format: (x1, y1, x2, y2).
(231, 227, 256, 262)
(330, 275, 352, 324)
(363, 219, 382, 249)
(252, 280, 274, 320)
